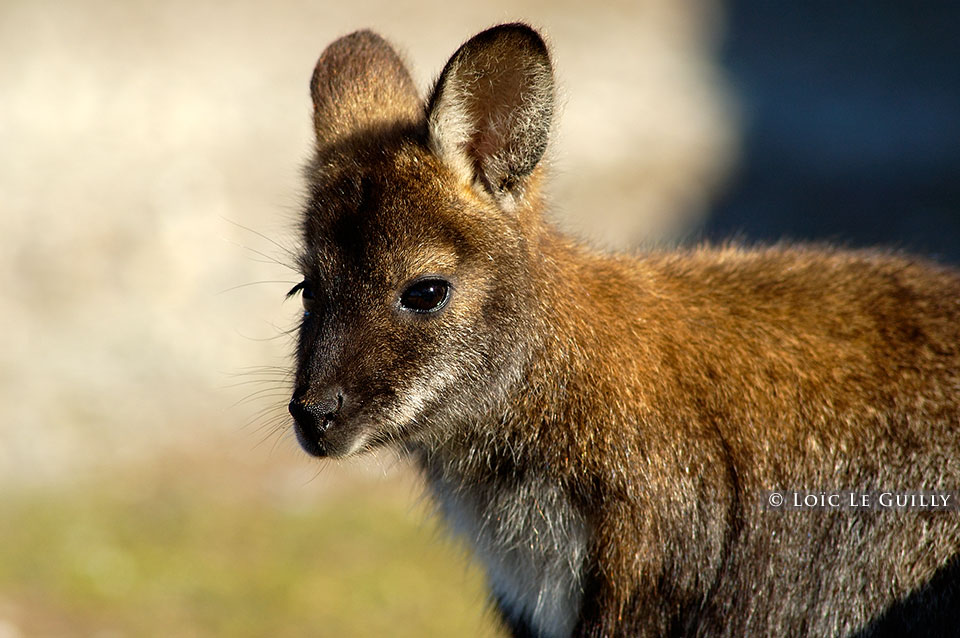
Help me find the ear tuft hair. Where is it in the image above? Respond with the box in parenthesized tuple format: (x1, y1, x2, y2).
(427, 24, 554, 200)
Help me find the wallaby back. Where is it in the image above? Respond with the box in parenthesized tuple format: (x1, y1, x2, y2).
(286, 23, 960, 638)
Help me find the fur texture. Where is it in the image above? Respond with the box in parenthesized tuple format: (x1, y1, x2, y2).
(286, 24, 960, 638)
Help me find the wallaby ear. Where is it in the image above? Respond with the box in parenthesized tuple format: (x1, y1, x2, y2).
(427, 24, 554, 200)
(310, 30, 420, 150)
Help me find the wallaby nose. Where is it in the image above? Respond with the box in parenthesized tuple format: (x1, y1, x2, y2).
(288, 387, 345, 456)
(289, 388, 344, 428)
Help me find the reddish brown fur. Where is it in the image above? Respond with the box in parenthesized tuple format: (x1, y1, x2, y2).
(286, 24, 960, 638)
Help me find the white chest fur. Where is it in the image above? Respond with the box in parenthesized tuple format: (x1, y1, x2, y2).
(425, 471, 589, 638)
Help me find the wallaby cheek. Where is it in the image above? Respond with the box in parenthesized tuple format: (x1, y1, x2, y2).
(355, 308, 480, 435)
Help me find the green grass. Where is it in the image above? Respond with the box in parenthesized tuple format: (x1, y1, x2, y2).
(0, 460, 502, 637)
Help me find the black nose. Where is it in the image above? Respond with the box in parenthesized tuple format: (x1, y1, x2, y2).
(289, 389, 344, 428)
(288, 388, 344, 456)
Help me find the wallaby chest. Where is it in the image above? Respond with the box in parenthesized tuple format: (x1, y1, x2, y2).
(420, 458, 589, 638)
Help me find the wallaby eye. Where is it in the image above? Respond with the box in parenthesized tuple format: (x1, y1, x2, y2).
(399, 278, 451, 314)
(288, 280, 317, 314)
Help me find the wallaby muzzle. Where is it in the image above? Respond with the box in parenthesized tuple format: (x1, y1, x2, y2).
(288, 386, 345, 457)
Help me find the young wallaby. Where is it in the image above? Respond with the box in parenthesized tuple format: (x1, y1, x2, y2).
(284, 23, 960, 638)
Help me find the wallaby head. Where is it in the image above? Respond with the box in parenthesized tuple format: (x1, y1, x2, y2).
(288, 25, 555, 458)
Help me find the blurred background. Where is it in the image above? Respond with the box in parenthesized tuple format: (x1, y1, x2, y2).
(1, 0, 957, 636)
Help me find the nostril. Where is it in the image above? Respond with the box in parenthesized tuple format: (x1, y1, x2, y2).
(288, 388, 345, 430)
(315, 391, 343, 420)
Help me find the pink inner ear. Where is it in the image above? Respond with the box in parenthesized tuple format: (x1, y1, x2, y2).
(467, 126, 502, 172)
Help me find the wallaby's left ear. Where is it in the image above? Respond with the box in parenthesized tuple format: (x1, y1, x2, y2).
(427, 24, 554, 201)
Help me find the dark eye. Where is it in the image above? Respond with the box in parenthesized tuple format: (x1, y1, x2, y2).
(399, 278, 451, 313)
(287, 281, 317, 314)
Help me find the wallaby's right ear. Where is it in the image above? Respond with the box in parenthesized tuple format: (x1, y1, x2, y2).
(310, 30, 420, 150)
(427, 24, 554, 202)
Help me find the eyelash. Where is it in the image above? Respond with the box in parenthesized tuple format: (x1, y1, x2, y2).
(286, 281, 308, 298)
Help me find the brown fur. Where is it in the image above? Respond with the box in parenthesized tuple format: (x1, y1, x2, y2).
(286, 24, 960, 638)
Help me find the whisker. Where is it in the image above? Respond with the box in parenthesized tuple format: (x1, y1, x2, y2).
(221, 237, 296, 271)
(228, 365, 292, 372)
(224, 368, 292, 377)
(222, 217, 299, 261)
(217, 280, 299, 295)
(241, 404, 290, 430)
(253, 416, 293, 449)
(233, 390, 292, 410)
(221, 377, 291, 390)
(235, 330, 299, 343)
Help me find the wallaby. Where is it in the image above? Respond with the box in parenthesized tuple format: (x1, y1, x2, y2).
(284, 23, 960, 638)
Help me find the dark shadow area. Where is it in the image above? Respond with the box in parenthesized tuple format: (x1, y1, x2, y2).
(849, 556, 960, 638)
(703, 1, 960, 264)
